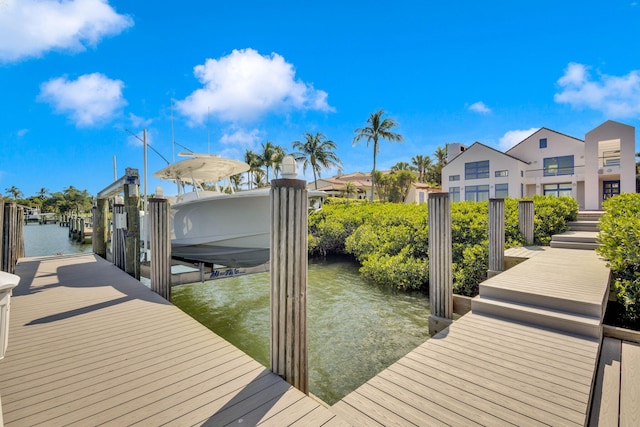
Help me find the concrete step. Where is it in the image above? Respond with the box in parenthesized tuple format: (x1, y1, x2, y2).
(472, 296, 602, 339)
(567, 221, 599, 232)
(551, 231, 598, 243)
(479, 282, 603, 318)
(577, 211, 603, 222)
(550, 241, 600, 250)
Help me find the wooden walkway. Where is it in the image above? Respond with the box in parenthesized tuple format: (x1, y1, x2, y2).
(333, 247, 612, 426)
(0, 253, 347, 426)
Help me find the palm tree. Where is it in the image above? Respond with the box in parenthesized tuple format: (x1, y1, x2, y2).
(292, 132, 342, 189)
(4, 185, 22, 200)
(259, 142, 286, 182)
(37, 187, 49, 200)
(429, 146, 447, 185)
(353, 109, 404, 201)
(391, 161, 412, 171)
(342, 181, 358, 200)
(411, 155, 432, 183)
(271, 145, 287, 179)
(244, 149, 260, 190)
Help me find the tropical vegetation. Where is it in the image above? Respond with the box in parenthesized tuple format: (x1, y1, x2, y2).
(353, 109, 404, 201)
(293, 132, 342, 189)
(597, 193, 640, 328)
(3, 185, 94, 215)
(309, 196, 578, 296)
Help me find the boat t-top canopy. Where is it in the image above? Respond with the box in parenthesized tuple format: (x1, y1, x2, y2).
(153, 153, 250, 184)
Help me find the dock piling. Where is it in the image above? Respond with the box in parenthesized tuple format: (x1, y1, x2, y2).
(428, 193, 453, 336)
(149, 198, 171, 300)
(518, 200, 535, 245)
(2, 203, 24, 274)
(488, 198, 505, 278)
(269, 156, 308, 394)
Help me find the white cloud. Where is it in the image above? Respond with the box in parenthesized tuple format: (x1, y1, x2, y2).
(129, 113, 152, 129)
(16, 128, 29, 137)
(0, 0, 132, 63)
(499, 127, 539, 151)
(176, 48, 334, 124)
(38, 72, 127, 127)
(220, 128, 262, 149)
(555, 62, 640, 118)
(468, 101, 491, 114)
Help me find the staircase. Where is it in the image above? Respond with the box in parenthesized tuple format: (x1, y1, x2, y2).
(472, 248, 610, 338)
(550, 211, 602, 250)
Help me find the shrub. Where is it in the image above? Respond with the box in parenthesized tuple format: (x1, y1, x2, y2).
(309, 196, 574, 295)
(597, 193, 640, 326)
(532, 195, 578, 244)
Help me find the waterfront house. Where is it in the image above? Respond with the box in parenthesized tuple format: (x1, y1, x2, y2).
(309, 171, 441, 203)
(441, 120, 637, 210)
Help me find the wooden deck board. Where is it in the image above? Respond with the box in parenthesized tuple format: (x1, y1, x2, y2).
(0, 254, 340, 426)
(333, 247, 610, 426)
(620, 341, 640, 426)
(588, 337, 621, 427)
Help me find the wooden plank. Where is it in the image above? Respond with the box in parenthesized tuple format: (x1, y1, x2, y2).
(331, 400, 384, 427)
(588, 337, 621, 427)
(620, 341, 640, 426)
(0, 254, 341, 426)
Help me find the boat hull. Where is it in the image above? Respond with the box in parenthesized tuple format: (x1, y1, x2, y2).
(170, 189, 271, 267)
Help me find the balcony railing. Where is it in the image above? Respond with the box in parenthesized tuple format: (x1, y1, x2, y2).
(524, 165, 585, 179)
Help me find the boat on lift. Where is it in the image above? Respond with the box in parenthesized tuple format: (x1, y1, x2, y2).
(154, 152, 322, 268)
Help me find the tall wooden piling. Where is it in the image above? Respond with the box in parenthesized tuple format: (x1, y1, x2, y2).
(519, 200, 535, 245)
(269, 157, 308, 394)
(149, 198, 171, 300)
(112, 203, 125, 270)
(124, 181, 140, 280)
(488, 198, 505, 278)
(428, 193, 453, 336)
(2, 203, 24, 274)
(93, 198, 108, 259)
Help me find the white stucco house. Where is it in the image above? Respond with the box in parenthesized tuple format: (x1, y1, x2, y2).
(441, 120, 637, 210)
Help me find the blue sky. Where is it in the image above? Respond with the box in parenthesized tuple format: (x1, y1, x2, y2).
(1, 0, 639, 199)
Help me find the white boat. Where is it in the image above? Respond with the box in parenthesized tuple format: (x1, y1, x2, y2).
(154, 152, 321, 268)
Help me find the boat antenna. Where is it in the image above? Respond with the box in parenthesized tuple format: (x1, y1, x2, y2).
(207, 106, 211, 154)
(125, 129, 171, 165)
(174, 140, 194, 153)
(171, 98, 175, 163)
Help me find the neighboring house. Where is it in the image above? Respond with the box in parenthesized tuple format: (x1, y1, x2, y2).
(441, 120, 636, 210)
(310, 171, 441, 203)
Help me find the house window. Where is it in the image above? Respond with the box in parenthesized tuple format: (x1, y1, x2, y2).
(543, 183, 572, 197)
(465, 160, 489, 180)
(419, 192, 425, 203)
(539, 138, 547, 148)
(495, 183, 509, 198)
(465, 185, 490, 202)
(449, 174, 460, 181)
(543, 155, 574, 176)
(495, 170, 509, 177)
(449, 186, 460, 202)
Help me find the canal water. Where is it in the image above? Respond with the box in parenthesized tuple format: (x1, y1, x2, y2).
(23, 223, 92, 257)
(172, 256, 431, 405)
(22, 224, 431, 405)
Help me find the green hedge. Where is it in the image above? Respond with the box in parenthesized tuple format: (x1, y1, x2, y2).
(597, 193, 640, 327)
(309, 196, 577, 296)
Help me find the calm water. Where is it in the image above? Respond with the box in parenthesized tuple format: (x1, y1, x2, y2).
(23, 223, 93, 257)
(22, 224, 432, 405)
(172, 256, 431, 405)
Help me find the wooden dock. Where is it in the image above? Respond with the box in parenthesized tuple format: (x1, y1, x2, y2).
(0, 253, 346, 426)
(333, 247, 616, 426)
(2, 247, 639, 425)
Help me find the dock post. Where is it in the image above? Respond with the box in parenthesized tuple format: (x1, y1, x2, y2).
(79, 217, 85, 242)
(488, 198, 505, 278)
(0, 198, 3, 266)
(149, 198, 171, 300)
(2, 203, 24, 274)
(113, 203, 125, 270)
(93, 198, 108, 259)
(518, 200, 535, 245)
(124, 169, 140, 280)
(428, 193, 453, 336)
(269, 156, 308, 394)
